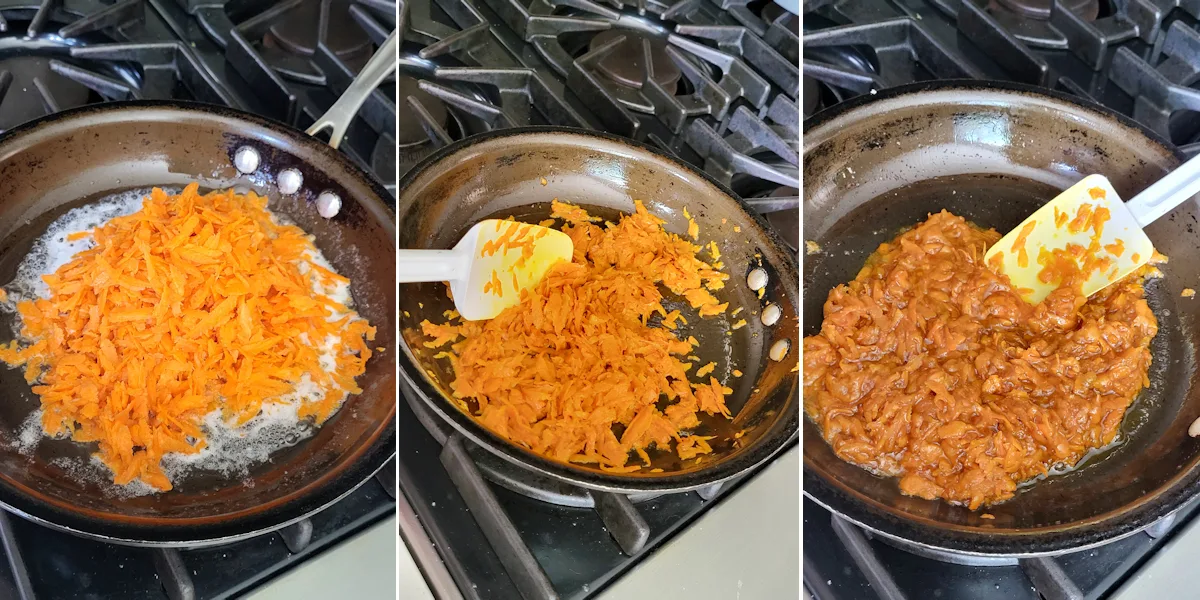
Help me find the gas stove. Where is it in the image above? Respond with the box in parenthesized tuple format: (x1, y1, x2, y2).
(0, 1, 396, 599)
(803, 1, 1200, 599)
(393, 0, 798, 598)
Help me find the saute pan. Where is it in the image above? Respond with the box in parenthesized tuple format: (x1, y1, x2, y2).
(804, 80, 1200, 556)
(396, 127, 799, 494)
(0, 35, 398, 546)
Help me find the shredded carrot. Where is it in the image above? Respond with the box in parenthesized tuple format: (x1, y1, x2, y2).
(66, 231, 90, 241)
(423, 200, 731, 470)
(550, 199, 599, 224)
(1010, 220, 1037, 268)
(0, 184, 374, 491)
(1105, 239, 1125, 257)
(1054, 207, 1068, 229)
(696, 362, 716, 377)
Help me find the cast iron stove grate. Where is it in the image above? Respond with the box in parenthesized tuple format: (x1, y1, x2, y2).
(165, 0, 399, 195)
(803, 1, 1200, 599)
(0, 0, 239, 133)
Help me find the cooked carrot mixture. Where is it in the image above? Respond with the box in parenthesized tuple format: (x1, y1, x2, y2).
(805, 211, 1158, 509)
(422, 200, 731, 471)
(0, 184, 374, 491)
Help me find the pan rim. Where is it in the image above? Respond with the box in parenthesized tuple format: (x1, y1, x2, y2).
(0, 100, 398, 544)
(396, 125, 800, 494)
(802, 78, 1200, 556)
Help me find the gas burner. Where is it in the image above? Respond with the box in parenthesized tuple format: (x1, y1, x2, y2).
(236, 0, 378, 86)
(264, 0, 373, 73)
(571, 28, 708, 114)
(395, 0, 592, 167)
(802, 74, 822, 118)
(397, 73, 451, 145)
(0, 11, 235, 133)
(393, 56, 478, 176)
(370, 135, 397, 189)
(0, 2, 147, 133)
(805, 17, 983, 95)
(589, 29, 681, 91)
(0, 35, 99, 132)
(974, 0, 1098, 48)
(995, 0, 1099, 21)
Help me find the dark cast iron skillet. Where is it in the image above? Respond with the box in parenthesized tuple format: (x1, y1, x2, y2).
(0, 100, 396, 546)
(396, 127, 799, 494)
(803, 79, 1200, 556)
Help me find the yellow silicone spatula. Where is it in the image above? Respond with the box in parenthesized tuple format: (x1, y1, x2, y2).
(397, 220, 573, 321)
(985, 160, 1200, 304)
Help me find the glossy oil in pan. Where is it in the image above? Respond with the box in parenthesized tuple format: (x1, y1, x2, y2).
(803, 80, 1200, 556)
(0, 102, 396, 546)
(396, 127, 799, 494)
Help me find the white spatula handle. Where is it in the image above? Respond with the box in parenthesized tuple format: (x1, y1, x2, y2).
(396, 250, 468, 283)
(1126, 152, 1200, 227)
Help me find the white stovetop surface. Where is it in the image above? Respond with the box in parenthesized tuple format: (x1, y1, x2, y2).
(245, 516, 402, 600)
(397, 446, 800, 599)
(1112, 508, 1200, 600)
(598, 447, 800, 599)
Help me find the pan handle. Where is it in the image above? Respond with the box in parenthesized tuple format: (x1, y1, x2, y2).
(306, 29, 399, 150)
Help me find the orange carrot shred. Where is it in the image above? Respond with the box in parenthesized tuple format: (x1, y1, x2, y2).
(0, 184, 373, 491)
(425, 200, 731, 470)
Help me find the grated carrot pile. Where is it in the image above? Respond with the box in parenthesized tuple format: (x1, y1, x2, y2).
(422, 200, 732, 471)
(0, 184, 374, 491)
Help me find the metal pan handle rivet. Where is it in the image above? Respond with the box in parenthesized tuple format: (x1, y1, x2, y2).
(747, 267, 768, 290)
(234, 146, 260, 174)
(317, 191, 342, 219)
(769, 339, 790, 362)
(278, 168, 303, 195)
(761, 303, 781, 326)
(305, 30, 399, 150)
